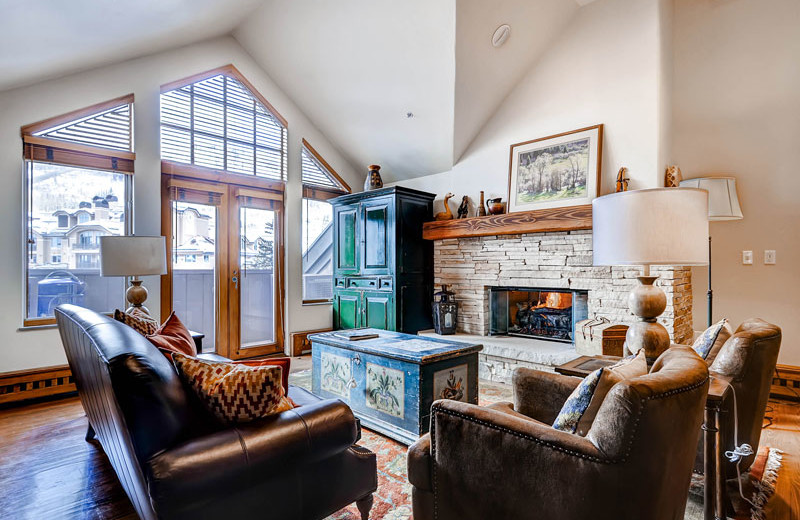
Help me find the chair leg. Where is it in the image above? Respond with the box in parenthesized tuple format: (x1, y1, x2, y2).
(85, 423, 96, 442)
(356, 494, 373, 520)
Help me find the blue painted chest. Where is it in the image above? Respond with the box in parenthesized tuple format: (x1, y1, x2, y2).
(309, 329, 482, 445)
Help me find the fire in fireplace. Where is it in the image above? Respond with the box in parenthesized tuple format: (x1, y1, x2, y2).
(489, 287, 589, 343)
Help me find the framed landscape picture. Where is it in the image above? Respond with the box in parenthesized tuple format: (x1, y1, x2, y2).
(507, 124, 603, 213)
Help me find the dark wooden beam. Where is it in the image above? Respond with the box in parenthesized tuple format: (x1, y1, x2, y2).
(422, 204, 592, 241)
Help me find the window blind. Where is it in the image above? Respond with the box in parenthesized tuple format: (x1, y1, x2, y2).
(21, 95, 135, 173)
(32, 104, 133, 152)
(301, 147, 347, 191)
(161, 74, 287, 181)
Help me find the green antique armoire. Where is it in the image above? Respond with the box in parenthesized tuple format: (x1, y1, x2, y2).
(331, 186, 435, 333)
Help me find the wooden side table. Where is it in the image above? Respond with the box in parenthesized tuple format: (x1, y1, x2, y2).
(555, 356, 733, 520)
(704, 373, 733, 520)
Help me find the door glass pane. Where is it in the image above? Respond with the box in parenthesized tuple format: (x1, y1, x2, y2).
(240, 207, 275, 347)
(171, 201, 217, 351)
(26, 162, 127, 319)
(302, 198, 333, 301)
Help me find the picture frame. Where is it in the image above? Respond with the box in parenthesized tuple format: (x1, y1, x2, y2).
(507, 124, 603, 214)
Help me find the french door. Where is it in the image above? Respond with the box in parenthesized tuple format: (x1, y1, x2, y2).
(161, 176, 284, 359)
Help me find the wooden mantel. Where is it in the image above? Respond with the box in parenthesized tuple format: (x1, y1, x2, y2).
(422, 204, 592, 241)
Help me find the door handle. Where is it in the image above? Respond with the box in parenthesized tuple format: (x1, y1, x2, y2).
(232, 269, 239, 290)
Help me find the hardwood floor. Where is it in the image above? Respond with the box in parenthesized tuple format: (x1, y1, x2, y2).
(1, 392, 797, 519)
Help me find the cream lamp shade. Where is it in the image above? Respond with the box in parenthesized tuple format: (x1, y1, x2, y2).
(100, 236, 167, 277)
(679, 177, 743, 221)
(592, 188, 709, 268)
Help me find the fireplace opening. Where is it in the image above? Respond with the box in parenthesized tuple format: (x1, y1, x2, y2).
(489, 287, 588, 343)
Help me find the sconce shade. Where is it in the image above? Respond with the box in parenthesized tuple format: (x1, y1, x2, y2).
(100, 236, 167, 277)
(592, 188, 709, 267)
(679, 176, 743, 221)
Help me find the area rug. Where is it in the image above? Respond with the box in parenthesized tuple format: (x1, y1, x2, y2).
(289, 370, 783, 520)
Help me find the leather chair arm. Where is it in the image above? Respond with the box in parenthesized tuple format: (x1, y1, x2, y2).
(145, 399, 358, 506)
(407, 433, 433, 491)
(512, 367, 581, 424)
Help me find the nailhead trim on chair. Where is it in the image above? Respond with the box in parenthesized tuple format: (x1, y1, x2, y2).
(428, 375, 709, 520)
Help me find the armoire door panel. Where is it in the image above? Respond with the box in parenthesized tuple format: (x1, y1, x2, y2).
(361, 198, 392, 274)
(335, 290, 361, 330)
(335, 205, 359, 273)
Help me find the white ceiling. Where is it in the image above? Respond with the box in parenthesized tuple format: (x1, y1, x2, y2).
(0, 0, 597, 181)
(0, 0, 263, 91)
(234, 0, 457, 182)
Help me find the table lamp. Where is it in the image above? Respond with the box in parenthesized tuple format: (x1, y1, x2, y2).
(100, 236, 167, 314)
(679, 177, 743, 326)
(593, 188, 709, 360)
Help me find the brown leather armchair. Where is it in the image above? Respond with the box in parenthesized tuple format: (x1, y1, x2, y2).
(693, 319, 782, 478)
(408, 347, 709, 520)
(56, 305, 377, 520)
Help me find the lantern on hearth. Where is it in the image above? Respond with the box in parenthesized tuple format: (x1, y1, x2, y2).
(432, 285, 458, 335)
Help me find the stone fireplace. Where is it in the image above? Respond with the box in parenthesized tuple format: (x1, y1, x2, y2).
(422, 229, 693, 382)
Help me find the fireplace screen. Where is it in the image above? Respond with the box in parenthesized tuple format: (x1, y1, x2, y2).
(489, 287, 588, 342)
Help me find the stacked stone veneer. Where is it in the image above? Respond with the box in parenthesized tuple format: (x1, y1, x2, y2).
(434, 229, 693, 345)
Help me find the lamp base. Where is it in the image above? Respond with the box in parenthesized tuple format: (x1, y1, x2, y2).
(625, 275, 670, 362)
(125, 280, 150, 315)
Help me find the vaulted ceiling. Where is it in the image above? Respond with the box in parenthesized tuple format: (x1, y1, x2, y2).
(0, 0, 598, 182)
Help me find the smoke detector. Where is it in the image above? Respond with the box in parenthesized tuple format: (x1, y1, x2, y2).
(492, 24, 511, 47)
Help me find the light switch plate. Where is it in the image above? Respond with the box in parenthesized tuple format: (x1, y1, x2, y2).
(742, 251, 753, 265)
(765, 250, 776, 265)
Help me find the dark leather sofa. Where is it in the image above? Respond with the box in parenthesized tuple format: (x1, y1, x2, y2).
(55, 304, 377, 520)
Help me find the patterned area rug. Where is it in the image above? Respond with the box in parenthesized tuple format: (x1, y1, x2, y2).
(288, 370, 782, 520)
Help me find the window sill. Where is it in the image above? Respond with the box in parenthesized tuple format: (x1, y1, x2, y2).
(302, 300, 333, 307)
(18, 323, 58, 332)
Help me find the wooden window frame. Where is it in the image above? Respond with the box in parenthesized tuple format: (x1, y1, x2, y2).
(160, 166, 285, 359)
(301, 139, 350, 305)
(21, 96, 135, 327)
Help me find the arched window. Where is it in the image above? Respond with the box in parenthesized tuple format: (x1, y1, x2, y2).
(160, 66, 287, 181)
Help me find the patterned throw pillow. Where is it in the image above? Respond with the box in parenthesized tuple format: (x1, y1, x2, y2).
(114, 308, 159, 336)
(553, 367, 605, 434)
(553, 350, 647, 436)
(692, 318, 729, 360)
(171, 352, 293, 424)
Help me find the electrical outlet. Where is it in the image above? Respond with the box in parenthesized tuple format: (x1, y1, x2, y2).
(765, 250, 776, 265)
(742, 251, 753, 265)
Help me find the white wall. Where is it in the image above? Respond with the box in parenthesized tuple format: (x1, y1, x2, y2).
(672, 0, 800, 365)
(0, 36, 359, 372)
(395, 0, 669, 216)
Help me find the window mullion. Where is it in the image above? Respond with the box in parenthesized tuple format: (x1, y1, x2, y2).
(223, 76, 228, 173)
(190, 85, 195, 165)
(252, 99, 257, 176)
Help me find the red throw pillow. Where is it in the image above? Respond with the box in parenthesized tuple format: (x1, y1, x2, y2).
(235, 358, 291, 394)
(172, 352, 293, 424)
(146, 312, 197, 357)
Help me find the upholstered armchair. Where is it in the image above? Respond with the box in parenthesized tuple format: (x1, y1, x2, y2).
(408, 347, 709, 520)
(693, 318, 782, 477)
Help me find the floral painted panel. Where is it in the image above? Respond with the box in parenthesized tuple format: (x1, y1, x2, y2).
(366, 363, 404, 418)
(321, 351, 352, 399)
(433, 364, 467, 402)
